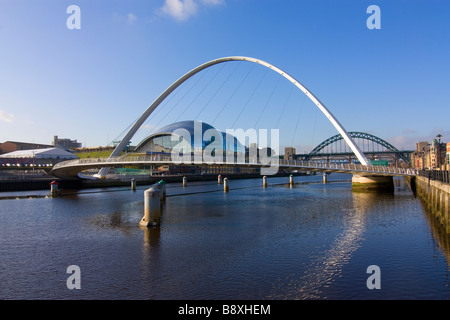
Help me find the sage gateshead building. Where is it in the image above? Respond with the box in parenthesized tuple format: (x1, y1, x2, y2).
(133, 120, 254, 175)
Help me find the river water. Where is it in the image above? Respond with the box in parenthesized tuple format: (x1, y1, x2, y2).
(0, 173, 449, 300)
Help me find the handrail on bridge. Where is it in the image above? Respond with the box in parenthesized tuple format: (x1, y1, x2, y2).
(52, 154, 418, 176)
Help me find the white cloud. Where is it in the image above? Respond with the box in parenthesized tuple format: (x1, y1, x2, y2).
(127, 13, 137, 24)
(386, 127, 450, 150)
(112, 12, 138, 24)
(0, 110, 14, 123)
(160, 0, 224, 21)
(201, 0, 225, 5)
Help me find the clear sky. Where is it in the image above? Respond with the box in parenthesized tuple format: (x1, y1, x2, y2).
(0, 0, 449, 152)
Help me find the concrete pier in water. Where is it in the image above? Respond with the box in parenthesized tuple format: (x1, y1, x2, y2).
(223, 178, 229, 192)
(351, 175, 394, 191)
(50, 181, 59, 197)
(140, 180, 167, 228)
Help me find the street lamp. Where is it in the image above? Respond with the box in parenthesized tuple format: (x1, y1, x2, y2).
(436, 134, 443, 170)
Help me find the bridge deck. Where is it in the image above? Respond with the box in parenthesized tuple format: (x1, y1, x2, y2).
(51, 155, 417, 180)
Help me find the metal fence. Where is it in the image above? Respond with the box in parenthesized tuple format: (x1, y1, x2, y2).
(418, 170, 450, 184)
(0, 169, 50, 180)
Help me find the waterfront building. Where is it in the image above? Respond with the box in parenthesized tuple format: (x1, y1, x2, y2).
(135, 120, 246, 157)
(411, 138, 447, 170)
(447, 142, 450, 169)
(428, 138, 446, 170)
(284, 147, 296, 160)
(411, 141, 429, 170)
(0, 141, 53, 155)
(133, 120, 253, 175)
(52, 135, 82, 151)
(0, 147, 78, 167)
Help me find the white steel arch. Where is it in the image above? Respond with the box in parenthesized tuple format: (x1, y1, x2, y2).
(98, 56, 369, 177)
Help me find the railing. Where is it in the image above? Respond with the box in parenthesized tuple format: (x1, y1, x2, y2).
(52, 154, 418, 176)
(0, 169, 50, 180)
(418, 170, 450, 184)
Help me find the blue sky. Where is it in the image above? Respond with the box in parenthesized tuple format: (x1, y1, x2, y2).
(0, 0, 449, 152)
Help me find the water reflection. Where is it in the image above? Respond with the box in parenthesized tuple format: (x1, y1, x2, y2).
(3, 175, 448, 299)
(274, 189, 382, 299)
(420, 199, 450, 266)
(140, 226, 161, 248)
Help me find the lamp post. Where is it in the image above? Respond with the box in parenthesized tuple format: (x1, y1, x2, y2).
(437, 134, 443, 170)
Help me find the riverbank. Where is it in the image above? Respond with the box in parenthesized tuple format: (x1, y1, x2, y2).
(410, 175, 450, 233)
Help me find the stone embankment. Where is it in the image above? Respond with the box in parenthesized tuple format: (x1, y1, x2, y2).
(410, 174, 450, 233)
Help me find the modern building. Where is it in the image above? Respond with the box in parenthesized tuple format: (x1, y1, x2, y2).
(0, 141, 53, 155)
(53, 136, 82, 151)
(135, 120, 246, 158)
(133, 120, 251, 175)
(0, 147, 78, 167)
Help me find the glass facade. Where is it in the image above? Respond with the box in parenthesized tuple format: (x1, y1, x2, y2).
(135, 120, 246, 160)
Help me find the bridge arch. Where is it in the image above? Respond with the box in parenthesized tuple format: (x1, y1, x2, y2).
(99, 56, 370, 176)
(307, 132, 411, 164)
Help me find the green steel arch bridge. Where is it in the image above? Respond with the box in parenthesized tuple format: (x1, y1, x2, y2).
(298, 132, 413, 165)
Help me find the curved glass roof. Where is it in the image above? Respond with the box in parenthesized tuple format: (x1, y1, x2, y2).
(135, 120, 245, 153)
(155, 120, 216, 137)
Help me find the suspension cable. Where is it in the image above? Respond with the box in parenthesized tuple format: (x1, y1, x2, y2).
(194, 62, 237, 121)
(174, 67, 219, 122)
(230, 68, 268, 129)
(212, 64, 255, 126)
(290, 96, 307, 148)
(276, 85, 294, 129)
(142, 68, 209, 137)
(253, 75, 281, 128)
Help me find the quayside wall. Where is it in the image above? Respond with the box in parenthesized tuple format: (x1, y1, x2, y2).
(409, 175, 450, 233)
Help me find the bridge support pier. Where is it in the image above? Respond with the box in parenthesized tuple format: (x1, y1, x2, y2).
(50, 180, 59, 197)
(224, 178, 229, 192)
(140, 187, 162, 227)
(352, 175, 394, 191)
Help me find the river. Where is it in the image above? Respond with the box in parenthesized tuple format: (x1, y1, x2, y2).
(0, 173, 449, 299)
